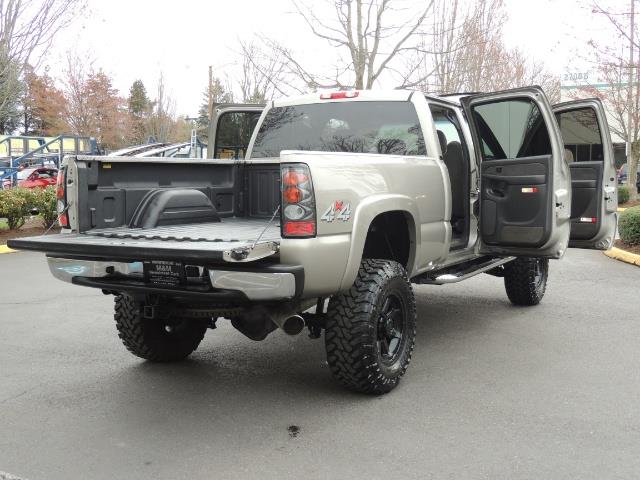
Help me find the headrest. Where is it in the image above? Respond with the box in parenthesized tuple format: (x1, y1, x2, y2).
(436, 130, 447, 156)
(445, 140, 463, 156)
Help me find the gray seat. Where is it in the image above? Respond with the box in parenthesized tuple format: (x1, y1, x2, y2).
(442, 140, 465, 228)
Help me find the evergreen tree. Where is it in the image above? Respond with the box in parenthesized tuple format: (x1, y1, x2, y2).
(127, 79, 151, 144)
(197, 77, 232, 141)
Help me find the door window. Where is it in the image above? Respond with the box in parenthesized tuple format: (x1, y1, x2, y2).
(554, 108, 603, 162)
(214, 111, 261, 159)
(471, 99, 552, 161)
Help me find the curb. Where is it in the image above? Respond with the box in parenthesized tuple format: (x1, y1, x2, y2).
(604, 247, 640, 267)
(0, 245, 16, 254)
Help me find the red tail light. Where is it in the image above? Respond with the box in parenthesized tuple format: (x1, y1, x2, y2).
(56, 168, 69, 228)
(281, 164, 316, 238)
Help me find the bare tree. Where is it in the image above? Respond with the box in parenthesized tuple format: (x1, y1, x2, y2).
(62, 53, 130, 149)
(145, 73, 176, 143)
(62, 51, 92, 136)
(237, 40, 290, 102)
(575, 0, 639, 199)
(0, 0, 81, 131)
(266, 0, 434, 90)
(403, 0, 558, 99)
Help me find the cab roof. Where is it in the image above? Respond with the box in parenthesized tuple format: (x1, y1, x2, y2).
(271, 89, 464, 108)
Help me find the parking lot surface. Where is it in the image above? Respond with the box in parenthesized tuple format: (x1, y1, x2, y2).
(1, 249, 639, 480)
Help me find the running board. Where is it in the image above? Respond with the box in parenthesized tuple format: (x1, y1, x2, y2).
(413, 257, 515, 285)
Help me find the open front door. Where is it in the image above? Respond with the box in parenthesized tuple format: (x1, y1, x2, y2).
(461, 87, 572, 258)
(553, 99, 617, 250)
(208, 104, 264, 159)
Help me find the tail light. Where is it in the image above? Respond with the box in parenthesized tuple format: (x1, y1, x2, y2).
(281, 164, 316, 237)
(56, 167, 69, 227)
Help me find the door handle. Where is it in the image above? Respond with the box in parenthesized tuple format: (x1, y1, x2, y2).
(486, 188, 505, 200)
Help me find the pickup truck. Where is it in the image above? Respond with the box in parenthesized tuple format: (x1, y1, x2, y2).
(9, 87, 618, 394)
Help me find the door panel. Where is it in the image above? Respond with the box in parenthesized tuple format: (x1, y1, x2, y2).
(462, 87, 571, 258)
(481, 157, 550, 246)
(568, 162, 602, 240)
(553, 99, 617, 250)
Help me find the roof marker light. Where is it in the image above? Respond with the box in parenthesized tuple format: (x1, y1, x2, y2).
(320, 91, 359, 100)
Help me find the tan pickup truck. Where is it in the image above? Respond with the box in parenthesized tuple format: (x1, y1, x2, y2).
(9, 87, 618, 394)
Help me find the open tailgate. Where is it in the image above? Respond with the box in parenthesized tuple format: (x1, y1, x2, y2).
(8, 219, 281, 263)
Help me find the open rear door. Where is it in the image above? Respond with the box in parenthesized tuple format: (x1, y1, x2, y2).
(208, 104, 264, 160)
(553, 99, 617, 250)
(461, 87, 571, 258)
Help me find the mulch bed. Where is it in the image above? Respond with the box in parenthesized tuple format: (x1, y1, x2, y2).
(0, 217, 60, 244)
(614, 239, 640, 256)
(620, 199, 640, 209)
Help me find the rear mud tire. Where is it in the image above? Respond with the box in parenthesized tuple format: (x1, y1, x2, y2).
(324, 259, 417, 395)
(504, 257, 549, 306)
(114, 294, 207, 362)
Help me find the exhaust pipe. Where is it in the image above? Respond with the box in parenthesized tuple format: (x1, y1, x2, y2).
(272, 314, 305, 335)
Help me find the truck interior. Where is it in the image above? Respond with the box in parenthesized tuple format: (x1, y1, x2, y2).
(429, 103, 471, 250)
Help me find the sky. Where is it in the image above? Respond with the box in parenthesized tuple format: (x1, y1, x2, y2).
(41, 0, 613, 115)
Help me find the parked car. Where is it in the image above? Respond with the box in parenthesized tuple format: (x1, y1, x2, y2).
(617, 162, 640, 188)
(17, 167, 58, 189)
(9, 88, 618, 394)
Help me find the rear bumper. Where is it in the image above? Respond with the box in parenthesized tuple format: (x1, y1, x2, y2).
(47, 257, 303, 301)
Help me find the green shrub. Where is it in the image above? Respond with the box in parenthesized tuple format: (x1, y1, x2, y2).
(619, 206, 640, 246)
(31, 186, 58, 229)
(618, 185, 630, 205)
(0, 188, 31, 230)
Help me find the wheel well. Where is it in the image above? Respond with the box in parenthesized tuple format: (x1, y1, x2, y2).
(362, 211, 413, 270)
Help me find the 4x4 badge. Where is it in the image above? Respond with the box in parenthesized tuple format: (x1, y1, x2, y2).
(320, 201, 351, 222)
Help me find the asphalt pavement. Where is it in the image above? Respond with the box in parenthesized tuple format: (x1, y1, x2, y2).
(0, 249, 639, 480)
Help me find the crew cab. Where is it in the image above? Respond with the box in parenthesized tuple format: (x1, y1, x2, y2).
(8, 88, 618, 394)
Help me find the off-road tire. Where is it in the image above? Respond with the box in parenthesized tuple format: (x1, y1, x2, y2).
(504, 257, 549, 306)
(325, 259, 417, 394)
(114, 294, 207, 362)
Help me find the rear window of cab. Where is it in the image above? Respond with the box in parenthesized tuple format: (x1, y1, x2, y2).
(251, 101, 427, 158)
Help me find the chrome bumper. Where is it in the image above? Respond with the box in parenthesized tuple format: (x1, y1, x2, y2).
(47, 258, 297, 300)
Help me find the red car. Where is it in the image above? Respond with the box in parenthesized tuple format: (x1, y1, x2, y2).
(16, 167, 59, 189)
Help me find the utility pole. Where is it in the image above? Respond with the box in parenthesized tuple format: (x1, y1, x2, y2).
(208, 65, 213, 121)
(627, 0, 635, 194)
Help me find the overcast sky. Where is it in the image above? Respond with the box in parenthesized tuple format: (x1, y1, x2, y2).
(43, 0, 609, 115)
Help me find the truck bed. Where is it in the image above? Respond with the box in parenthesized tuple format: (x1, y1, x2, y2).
(8, 218, 281, 263)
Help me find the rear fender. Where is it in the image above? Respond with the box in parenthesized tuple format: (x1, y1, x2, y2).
(339, 194, 419, 290)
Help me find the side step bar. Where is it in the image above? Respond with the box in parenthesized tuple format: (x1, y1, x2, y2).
(414, 257, 515, 285)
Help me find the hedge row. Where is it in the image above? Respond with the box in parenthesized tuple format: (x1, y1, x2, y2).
(618, 186, 630, 205)
(619, 206, 640, 246)
(0, 187, 58, 230)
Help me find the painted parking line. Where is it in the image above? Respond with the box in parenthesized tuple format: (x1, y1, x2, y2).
(0, 245, 16, 254)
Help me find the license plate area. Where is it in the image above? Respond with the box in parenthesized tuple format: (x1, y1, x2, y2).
(143, 260, 185, 286)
